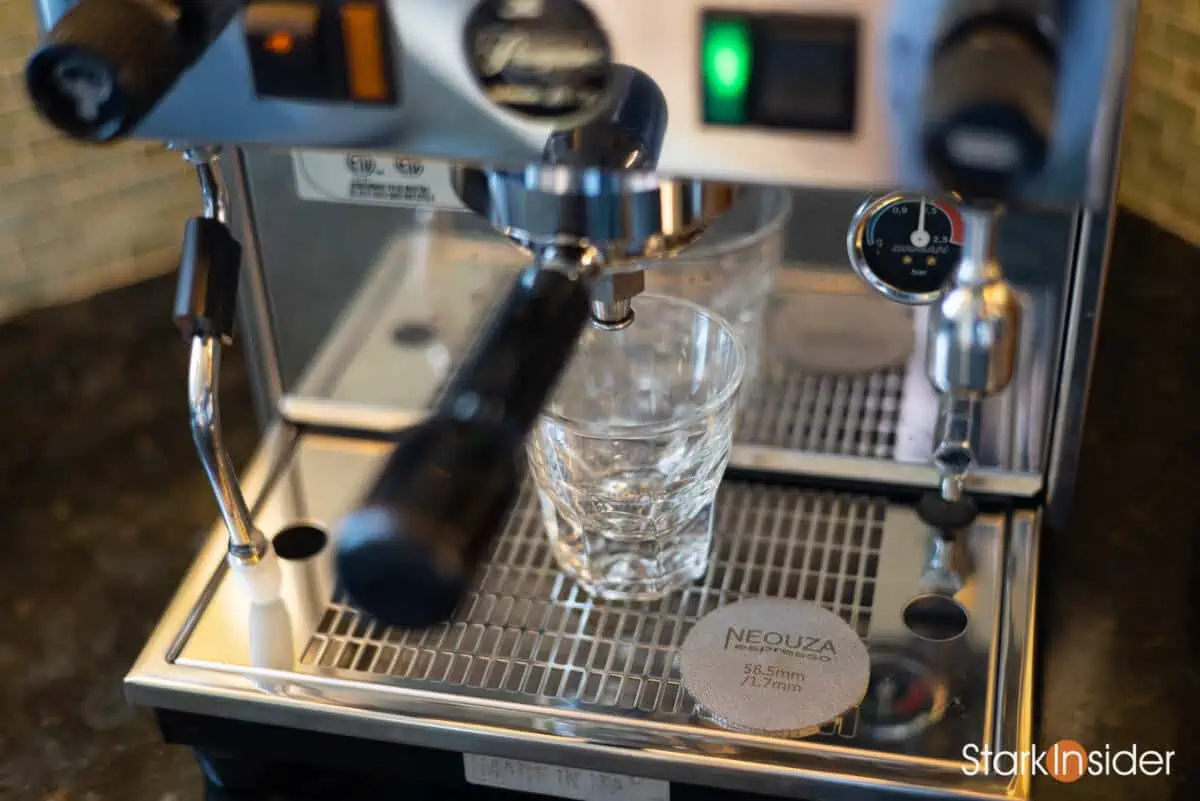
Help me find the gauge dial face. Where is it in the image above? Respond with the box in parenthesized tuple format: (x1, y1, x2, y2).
(849, 194, 964, 304)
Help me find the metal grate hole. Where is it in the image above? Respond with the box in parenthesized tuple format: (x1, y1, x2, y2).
(736, 369, 905, 456)
(303, 482, 885, 740)
(272, 524, 328, 561)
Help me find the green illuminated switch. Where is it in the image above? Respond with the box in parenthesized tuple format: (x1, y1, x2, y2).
(702, 16, 753, 124)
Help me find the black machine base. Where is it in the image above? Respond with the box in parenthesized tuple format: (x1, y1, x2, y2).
(162, 709, 791, 801)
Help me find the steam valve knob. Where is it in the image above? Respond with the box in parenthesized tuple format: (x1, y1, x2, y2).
(25, 0, 189, 142)
(922, 17, 1058, 200)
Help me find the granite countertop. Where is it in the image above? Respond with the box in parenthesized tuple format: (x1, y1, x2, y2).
(0, 278, 260, 801)
(0, 212, 1196, 801)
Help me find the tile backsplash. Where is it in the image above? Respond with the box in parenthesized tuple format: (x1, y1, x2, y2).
(1118, 0, 1200, 246)
(0, 0, 196, 321)
(0, 1, 1196, 322)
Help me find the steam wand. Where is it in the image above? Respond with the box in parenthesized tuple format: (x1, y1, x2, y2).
(173, 145, 279, 602)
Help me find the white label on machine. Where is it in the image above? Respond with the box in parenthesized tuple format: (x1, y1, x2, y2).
(291, 150, 467, 210)
(463, 754, 670, 801)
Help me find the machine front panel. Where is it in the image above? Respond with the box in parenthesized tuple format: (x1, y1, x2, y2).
(32, 0, 1138, 205)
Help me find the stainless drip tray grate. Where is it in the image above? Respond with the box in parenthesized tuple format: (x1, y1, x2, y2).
(301, 482, 885, 739)
(736, 368, 906, 457)
(429, 363, 907, 457)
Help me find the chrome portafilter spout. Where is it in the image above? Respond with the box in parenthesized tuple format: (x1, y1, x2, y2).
(334, 66, 741, 628)
(919, 203, 1021, 594)
(539, 64, 663, 328)
(173, 145, 279, 604)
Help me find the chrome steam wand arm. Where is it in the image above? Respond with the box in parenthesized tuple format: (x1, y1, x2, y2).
(186, 318, 264, 561)
(174, 148, 270, 574)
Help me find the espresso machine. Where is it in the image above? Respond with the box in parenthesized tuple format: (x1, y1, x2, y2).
(25, 0, 1138, 798)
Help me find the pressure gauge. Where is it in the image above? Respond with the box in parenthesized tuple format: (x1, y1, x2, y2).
(847, 193, 964, 305)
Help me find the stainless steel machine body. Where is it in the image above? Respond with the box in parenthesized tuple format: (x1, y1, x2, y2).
(23, 1, 1138, 799)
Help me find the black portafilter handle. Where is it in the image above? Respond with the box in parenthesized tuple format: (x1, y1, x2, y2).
(335, 266, 592, 628)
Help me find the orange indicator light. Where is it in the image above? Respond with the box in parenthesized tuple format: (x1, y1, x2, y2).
(342, 3, 389, 101)
(264, 31, 294, 55)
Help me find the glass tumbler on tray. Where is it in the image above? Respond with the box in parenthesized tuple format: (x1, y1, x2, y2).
(529, 293, 746, 601)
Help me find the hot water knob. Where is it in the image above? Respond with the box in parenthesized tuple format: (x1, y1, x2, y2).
(921, 3, 1060, 201)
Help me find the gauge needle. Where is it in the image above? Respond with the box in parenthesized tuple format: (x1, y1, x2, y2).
(910, 197, 931, 248)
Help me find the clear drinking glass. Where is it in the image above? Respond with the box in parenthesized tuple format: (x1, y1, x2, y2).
(641, 187, 791, 396)
(529, 294, 746, 601)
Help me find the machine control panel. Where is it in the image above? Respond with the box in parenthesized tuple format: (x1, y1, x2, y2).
(24, 0, 1136, 206)
(701, 12, 858, 133)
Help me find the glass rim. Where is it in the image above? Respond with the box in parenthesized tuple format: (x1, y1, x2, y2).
(539, 293, 746, 437)
(660, 186, 793, 264)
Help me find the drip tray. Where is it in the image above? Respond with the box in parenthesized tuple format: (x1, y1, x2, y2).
(156, 433, 1038, 799)
(306, 484, 881, 739)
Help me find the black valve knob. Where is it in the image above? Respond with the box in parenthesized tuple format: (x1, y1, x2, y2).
(922, 16, 1058, 201)
(26, 0, 189, 142)
(335, 266, 591, 629)
(916, 491, 979, 536)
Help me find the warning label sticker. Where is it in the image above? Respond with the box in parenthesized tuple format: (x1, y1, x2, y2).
(292, 150, 467, 211)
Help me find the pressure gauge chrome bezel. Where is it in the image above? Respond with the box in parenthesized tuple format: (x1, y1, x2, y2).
(855, 649, 949, 743)
(846, 192, 963, 306)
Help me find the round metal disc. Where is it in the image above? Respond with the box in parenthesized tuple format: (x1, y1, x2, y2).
(765, 291, 915, 375)
(678, 598, 871, 737)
